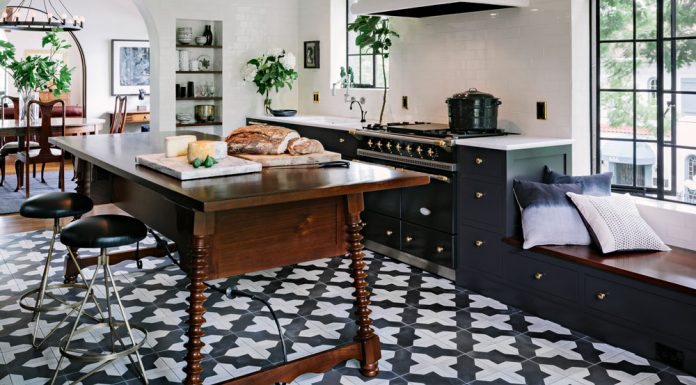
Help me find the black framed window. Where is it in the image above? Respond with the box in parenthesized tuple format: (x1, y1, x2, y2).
(346, 1, 388, 88)
(593, 0, 696, 205)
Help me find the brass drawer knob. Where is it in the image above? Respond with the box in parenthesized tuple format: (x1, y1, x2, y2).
(405, 236, 414, 243)
(596, 292, 608, 301)
(474, 240, 485, 247)
(475, 192, 485, 199)
(475, 157, 484, 165)
(386, 230, 393, 236)
(339, 138, 346, 143)
(436, 246, 445, 253)
(533, 272, 544, 280)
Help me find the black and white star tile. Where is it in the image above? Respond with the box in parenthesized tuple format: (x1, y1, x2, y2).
(1, 230, 695, 385)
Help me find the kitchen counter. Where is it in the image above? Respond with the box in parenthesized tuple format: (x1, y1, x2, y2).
(247, 115, 573, 151)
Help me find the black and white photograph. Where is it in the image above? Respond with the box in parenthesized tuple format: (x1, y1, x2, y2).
(111, 39, 150, 95)
(304, 40, 320, 69)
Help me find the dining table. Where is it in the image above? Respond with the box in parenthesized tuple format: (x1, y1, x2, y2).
(0, 117, 105, 137)
(49, 131, 430, 385)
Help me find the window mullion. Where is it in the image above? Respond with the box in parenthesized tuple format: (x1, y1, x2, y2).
(656, 0, 665, 199)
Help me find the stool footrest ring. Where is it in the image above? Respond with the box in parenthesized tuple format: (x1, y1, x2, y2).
(59, 322, 148, 363)
(19, 283, 89, 313)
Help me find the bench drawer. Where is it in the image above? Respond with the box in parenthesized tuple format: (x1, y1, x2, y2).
(363, 211, 400, 251)
(503, 252, 580, 301)
(402, 222, 455, 269)
(459, 226, 502, 275)
(459, 147, 505, 179)
(459, 178, 504, 229)
(585, 275, 696, 343)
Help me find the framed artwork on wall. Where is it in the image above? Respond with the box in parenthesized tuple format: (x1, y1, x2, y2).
(111, 39, 150, 95)
(304, 41, 320, 69)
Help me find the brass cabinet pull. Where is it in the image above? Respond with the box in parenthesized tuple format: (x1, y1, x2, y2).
(475, 157, 484, 165)
(474, 240, 485, 247)
(405, 236, 414, 243)
(339, 138, 346, 143)
(386, 230, 393, 236)
(533, 272, 544, 280)
(596, 292, 608, 301)
(475, 192, 485, 199)
(436, 246, 445, 253)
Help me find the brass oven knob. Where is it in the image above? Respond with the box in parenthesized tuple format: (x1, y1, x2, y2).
(427, 148, 435, 158)
(386, 230, 393, 236)
(436, 246, 445, 253)
(377, 141, 383, 149)
(474, 240, 485, 247)
(416, 146, 423, 155)
(534, 272, 544, 280)
(406, 145, 413, 152)
(596, 292, 608, 301)
(405, 236, 414, 243)
(367, 139, 373, 148)
(475, 192, 485, 199)
(395, 143, 402, 151)
(339, 138, 346, 143)
(386, 142, 393, 150)
(475, 157, 484, 165)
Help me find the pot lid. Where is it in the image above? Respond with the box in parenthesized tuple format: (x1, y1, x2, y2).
(451, 88, 497, 100)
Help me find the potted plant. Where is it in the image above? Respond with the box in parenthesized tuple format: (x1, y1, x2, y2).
(0, 29, 73, 123)
(348, 16, 399, 125)
(241, 48, 298, 114)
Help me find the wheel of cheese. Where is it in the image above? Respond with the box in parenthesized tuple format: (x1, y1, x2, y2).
(187, 141, 228, 163)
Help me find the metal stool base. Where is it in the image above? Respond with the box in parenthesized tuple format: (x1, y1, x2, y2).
(19, 283, 88, 313)
(59, 322, 148, 362)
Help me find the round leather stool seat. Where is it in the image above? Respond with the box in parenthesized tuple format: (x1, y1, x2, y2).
(20, 192, 93, 219)
(61, 215, 147, 249)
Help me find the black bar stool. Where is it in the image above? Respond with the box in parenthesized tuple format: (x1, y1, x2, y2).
(18, 192, 98, 349)
(50, 215, 149, 385)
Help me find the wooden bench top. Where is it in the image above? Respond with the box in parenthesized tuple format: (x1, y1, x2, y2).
(504, 238, 696, 296)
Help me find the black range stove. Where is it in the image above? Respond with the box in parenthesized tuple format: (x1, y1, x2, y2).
(364, 121, 506, 139)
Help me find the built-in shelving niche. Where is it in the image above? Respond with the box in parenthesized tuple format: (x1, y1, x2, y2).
(175, 19, 223, 130)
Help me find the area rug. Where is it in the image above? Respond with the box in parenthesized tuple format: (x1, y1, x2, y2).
(0, 171, 77, 215)
(0, 230, 694, 385)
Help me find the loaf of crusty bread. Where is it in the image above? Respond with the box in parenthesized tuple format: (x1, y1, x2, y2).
(288, 137, 324, 155)
(226, 125, 300, 155)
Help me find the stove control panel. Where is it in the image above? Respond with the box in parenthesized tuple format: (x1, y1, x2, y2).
(362, 137, 454, 163)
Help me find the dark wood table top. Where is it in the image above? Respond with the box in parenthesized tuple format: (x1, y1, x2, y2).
(0, 118, 105, 136)
(504, 237, 696, 296)
(50, 131, 430, 212)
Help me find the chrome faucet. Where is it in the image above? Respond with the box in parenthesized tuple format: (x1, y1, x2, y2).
(350, 97, 367, 124)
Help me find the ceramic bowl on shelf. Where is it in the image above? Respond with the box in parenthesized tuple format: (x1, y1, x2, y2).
(176, 113, 193, 123)
(177, 27, 193, 45)
(195, 36, 207, 45)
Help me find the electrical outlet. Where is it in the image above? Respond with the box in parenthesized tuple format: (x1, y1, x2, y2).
(536, 101, 547, 120)
(402, 96, 409, 110)
(313, 92, 320, 104)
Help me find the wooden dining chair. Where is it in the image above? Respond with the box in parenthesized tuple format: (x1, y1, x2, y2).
(110, 95, 128, 134)
(1, 95, 41, 187)
(15, 100, 66, 198)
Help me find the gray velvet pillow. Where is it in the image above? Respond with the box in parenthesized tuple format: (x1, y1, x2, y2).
(543, 166, 613, 196)
(513, 180, 591, 249)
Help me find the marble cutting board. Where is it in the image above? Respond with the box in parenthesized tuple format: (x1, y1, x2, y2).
(136, 153, 262, 180)
(234, 151, 342, 167)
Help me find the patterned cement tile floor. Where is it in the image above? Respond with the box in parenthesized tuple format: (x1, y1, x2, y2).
(0, 229, 695, 385)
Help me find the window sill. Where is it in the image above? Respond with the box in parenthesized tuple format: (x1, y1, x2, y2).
(631, 195, 696, 216)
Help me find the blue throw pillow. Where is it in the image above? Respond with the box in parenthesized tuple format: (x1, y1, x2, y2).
(543, 166, 613, 196)
(513, 180, 591, 249)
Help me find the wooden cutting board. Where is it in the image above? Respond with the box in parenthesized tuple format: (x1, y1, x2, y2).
(136, 153, 262, 180)
(234, 151, 342, 167)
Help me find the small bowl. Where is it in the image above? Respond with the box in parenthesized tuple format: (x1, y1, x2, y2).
(195, 36, 207, 45)
(178, 36, 193, 45)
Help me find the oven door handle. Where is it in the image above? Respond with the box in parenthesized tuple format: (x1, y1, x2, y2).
(353, 159, 452, 184)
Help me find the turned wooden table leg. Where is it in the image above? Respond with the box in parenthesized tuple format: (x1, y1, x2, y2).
(184, 235, 209, 385)
(346, 193, 381, 377)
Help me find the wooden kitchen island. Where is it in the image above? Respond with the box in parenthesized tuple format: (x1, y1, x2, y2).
(49, 132, 429, 385)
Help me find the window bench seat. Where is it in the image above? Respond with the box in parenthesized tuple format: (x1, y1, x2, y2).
(465, 238, 696, 374)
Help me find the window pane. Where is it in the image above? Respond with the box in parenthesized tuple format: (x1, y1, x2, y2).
(664, 40, 673, 91)
(348, 55, 360, 83)
(636, 42, 657, 90)
(600, 91, 634, 138)
(675, 0, 696, 37)
(600, 42, 634, 89)
(348, 31, 359, 54)
(601, 139, 636, 186)
(636, 91, 659, 140)
(599, 0, 633, 40)
(673, 90, 696, 147)
(637, 142, 658, 188)
(636, 0, 657, 39)
(375, 55, 388, 88)
(675, 40, 696, 87)
(359, 55, 374, 87)
(665, 95, 675, 143)
(674, 149, 696, 203)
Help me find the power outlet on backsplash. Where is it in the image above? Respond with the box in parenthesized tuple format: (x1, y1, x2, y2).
(313, 92, 320, 104)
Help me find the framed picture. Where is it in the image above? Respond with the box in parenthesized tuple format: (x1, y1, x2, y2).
(304, 41, 320, 69)
(111, 39, 150, 95)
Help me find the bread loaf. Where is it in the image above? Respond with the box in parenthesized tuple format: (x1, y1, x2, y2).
(288, 137, 324, 155)
(226, 125, 300, 155)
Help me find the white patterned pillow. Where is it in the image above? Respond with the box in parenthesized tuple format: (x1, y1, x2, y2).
(566, 193, 670, 254)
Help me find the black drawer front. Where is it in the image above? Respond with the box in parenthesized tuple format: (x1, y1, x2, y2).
(459, 178, 504, 230)
(459, 226, 502, 275)
(365, 188, 401, 218)
(585, 275, 696, 343)
(503, 252, 580, 301)
(363, 211, 400, 250)
(402, 222, 455, 269)
(459, 147, 505, 179)
(293, 125, 357, 159)
(402, 176, 455, 233)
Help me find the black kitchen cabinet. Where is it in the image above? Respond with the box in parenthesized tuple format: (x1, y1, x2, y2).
(245, 118, 358, 159)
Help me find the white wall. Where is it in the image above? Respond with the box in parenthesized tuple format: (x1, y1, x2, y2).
(138, 0, 300, 136)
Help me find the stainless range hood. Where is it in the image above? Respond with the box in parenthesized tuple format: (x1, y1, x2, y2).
(351, 0, 529, 18)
